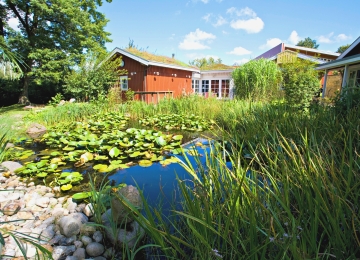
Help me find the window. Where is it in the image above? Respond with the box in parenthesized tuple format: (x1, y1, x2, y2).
(221, 80, 230, 98)
(192, 80, 200, 93)
(211, 80, 219, 97)
(120, 76, 128, 91)
(201, 80, 209, 95)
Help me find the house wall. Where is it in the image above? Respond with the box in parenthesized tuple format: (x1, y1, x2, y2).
(193, 71, 234, 99)
(145, 65, 193, 102)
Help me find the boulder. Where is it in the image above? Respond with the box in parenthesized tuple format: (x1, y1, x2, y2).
(26, 123, 47, 139)
(1, 161, 23, 174)
(58, 213, 88, 238)
(2, 200, 21, 216)
(111, 185, 142, 224)
(52, 245, 76, 260)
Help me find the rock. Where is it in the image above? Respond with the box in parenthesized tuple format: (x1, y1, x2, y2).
(58, 215, 83, 238)
(16, 211, 33, 220)
(74, 240, 83, 248)
(103, 215, 144, 248)
(40, 226, 55, 241)
(36, 197, 50, 208)
(52, 208, 67, 219)
(103, 247, 115, 259)
(75, 203, 86, 213)
(111, 185, 142, 224)
(73, 247, 86, 259)
(65, 235, 77, 245)
(66, 198, 77, 212)
(42, 216, 55, 225)
(1, 161, 23, 174)
(83, 203, 94, 217)
(92, 230, 103, 243)
(80, 222, 97, 236)
(2, 201, 21, 216)
(58, 100, 66, 106)
(49, 234, 65, 245)
(69, 98, 76, 103)
(93, 256, 107, 260)
(26, 123, 47, 139)
(65, 256, 79, 260)
(6, 179, 19, 188)
(81, 235, 92, 246)
(52, 245, 76, 260)
(86, 242, 104, 257)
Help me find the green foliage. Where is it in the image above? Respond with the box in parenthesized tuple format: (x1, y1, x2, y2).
(64, 53, 126, 101)
(232, 58, 282, 101)
(0, 133, 8, 163)
(2, 0, 113, 102)
(48, 93, 65, 106)
(336, 44, 351, 54)
(296, 37, 319, 49)
(281, 60, 320, 109)
(332, 86, 360, 114)
(125, 88, 135, 102)
(188, 57, 231, 70)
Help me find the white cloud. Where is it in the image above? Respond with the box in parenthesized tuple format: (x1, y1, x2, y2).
(227, 46, 251, 55)
(230, 17, 264, 33)
(317, 32, 351, 44)
(288, 30, 301, 45)
(7, 17, 19, 31)
(222, 30, 228, 34)
(179, 28, 216, 50)
(213, 16, 227, 27)
(216, 0, 224, 2)
(260, 38, 282, 49)
(233, 58, 250, 65)
(318, 32, 334, 43)
(336, 33, 351, 41)
(226, 7, 257, 18)
(226, 7, 264, 33)
(202, 13, 212, 22)
(200, 0, 209, 3)
(169, 33, 175, 40)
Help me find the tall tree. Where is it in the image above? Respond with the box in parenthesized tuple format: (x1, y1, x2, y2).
(296, 37, 319, 49)
(336, 44, 351, 54)
(1, 0, 112, 104)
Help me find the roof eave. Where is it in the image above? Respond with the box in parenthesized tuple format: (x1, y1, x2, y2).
(148, 61, 199, 72)
(316, 54, 360, 70)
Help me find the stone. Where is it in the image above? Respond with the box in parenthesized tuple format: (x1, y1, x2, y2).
(52, 208, 67, 219)
(73, 247, 86, 260)
(16, 211, 33, 220)
(1, 161, 23, 173)
(65, 235, 77, 245)
(103, 247, 115, 259)
(36, 197, 50, 208)
(81, 235, 92, 246)
(52, 245, 76, 260)
(65, 256, 79, 260)
(80, 222, 97, 236)
(93, 256, 107, 260)
(104, 220, 145, 248)
(49, 234, 64, 245)
(111, 185, 142, 224)
(40, 226, 55, 241)
(92, 230, 103, 243)
(58, 215, 83, 238)
(26, 123, 47, 139)
(83, 203, 94, 217)
(69, 98, 76, 103)
(42, 216, 55, 225)
(74, 240, 83, 248)
(86, 242, 104, 257)
(2, 201, 21, 216)
(6, 179, 19, 188)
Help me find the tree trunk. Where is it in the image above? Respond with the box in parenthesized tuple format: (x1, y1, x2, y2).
(18, 73, 30, 105)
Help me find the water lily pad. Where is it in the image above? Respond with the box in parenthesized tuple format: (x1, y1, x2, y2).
(36, 172, 48, 178)
(61, 184, 73, 191)
(72, 192, 93, 201)
(109, 147, 120, 158)
(138, 160, 153, 167)
(172, 135, 183, 141)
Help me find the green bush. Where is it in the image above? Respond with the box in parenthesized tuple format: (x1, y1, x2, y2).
(281, 60, 320, 110)
(332, 86, 360, 114)
(232, 59, 282, 101)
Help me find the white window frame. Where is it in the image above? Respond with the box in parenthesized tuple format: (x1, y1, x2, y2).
(120, 76, 128, 91)
(192, 80, 200, 93)
(201, 80, 209, 94)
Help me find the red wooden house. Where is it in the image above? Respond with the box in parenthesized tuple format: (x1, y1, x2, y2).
(108, 48, 200, 103)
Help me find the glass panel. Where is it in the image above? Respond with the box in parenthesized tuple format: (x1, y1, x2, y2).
(211, 80, 219, 97)
(221, 80, 230, 97)
(201, 80, 209, 94)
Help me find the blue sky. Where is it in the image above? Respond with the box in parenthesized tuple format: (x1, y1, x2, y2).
(99, 0, 360, 65)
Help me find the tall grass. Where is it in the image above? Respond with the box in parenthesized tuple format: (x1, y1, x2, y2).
(120, 102, 360, 259)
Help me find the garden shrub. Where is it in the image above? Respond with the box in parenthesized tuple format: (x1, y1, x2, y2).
(281, 60, 320, 110)
(232, 58, 282, 101)
(332, 86, 360, 114)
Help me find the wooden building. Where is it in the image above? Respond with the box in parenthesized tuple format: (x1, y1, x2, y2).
(108, 48, 199, 103)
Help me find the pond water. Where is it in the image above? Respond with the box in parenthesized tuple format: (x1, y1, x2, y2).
(108, 138, 211, 214)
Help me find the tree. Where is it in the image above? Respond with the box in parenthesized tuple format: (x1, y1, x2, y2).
(336, 44, 351, 54)
(189, 57, 222, 68)
(296, 37, 319, 49)
(1, 0, 112, 104)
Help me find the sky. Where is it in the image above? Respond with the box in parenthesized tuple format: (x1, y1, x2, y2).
(6, 0, 359, 66)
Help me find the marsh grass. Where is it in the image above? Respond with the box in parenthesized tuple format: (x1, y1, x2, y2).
(120, 102, 360, 259)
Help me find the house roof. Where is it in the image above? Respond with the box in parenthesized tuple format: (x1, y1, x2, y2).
(199, 63, 235, 71)
(316, 53, 360, 70)
(268, 51, 328, 64)
(108, 47, 200, 72)
(337, 36, 360, 59)
(284, 44, 340, 57)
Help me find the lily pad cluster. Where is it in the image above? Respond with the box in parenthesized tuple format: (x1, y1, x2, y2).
(139, 114, 214, 132)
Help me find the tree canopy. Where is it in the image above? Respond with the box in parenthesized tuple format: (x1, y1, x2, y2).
(296, 37, 319, 49)
(336, 44, 351, 54)
(1, 0, 112, 104)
